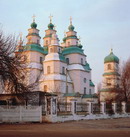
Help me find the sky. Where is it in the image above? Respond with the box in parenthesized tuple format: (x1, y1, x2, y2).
(0, 0, 130, 91)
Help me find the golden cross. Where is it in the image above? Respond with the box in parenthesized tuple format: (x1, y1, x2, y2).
(49, 14, 53, 23)
(32, 14, 36, 22)
(70, 16, 72, 25)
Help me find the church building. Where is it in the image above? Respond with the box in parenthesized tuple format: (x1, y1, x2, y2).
(15, 16, 96, 102)
(100, 49, 120, 102)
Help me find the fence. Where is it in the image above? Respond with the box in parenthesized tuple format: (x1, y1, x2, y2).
(76, 103, 88, 115)
(57, 102, 72, 115)
(0, 105, 42, 123)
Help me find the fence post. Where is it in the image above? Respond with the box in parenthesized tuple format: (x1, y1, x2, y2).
(100, 102, 106, 114)
(19, 106, 22, 122)
(88, 102, 93, 114)
(71, 101, 76, 115)
(121, 102, 126, 114)
(112, 102, 117, 114)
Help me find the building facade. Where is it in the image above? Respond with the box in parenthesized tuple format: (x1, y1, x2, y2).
(15, 17, 96, 102)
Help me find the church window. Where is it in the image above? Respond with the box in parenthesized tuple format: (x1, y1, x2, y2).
(62, 67, 65, 74)
(108, 64, 111, 70)
(47, 66, 51, 74)
(68, 42, 70, 46)
(40, 57, 43, 64)
(89, 89, 92, 95)
(84, 78, 87, 83)
(50, 48, 53, 53)
(46, 40, 48, 45)
(66, 58, 69, 64)
(44, 85, 47, 92)
(106, 78, 111, 86)
(37, 40, 39, 44)
(84, 87, 86, 94)
(81, 58, 83, 65)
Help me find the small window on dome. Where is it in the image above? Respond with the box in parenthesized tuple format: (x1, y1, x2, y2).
(46, 40, 48, 45)
(68, 42, 70, 46)
(108, 64, 111, 70)
(37, 40, 39, 44)
(40, 57, 43, 64)
(50, 48, 53, 53)
(44, 85, 47, 92)
(81, 58, 83, 65)
(47, 66, 51, 74)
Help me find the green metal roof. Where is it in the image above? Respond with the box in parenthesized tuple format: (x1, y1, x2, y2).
(26, 33, 41, 38)
(59, 54, 66, 62)
(62, 46, 84, 55)
(43, 34, 52, 38)
(83, 63, 92, 72)
(23, 44, 48, 54)
(103, 72, 120, 76)
(89, 80, 95, 87)
(65, 35, 78, 40)
(100, 88, 116, 92)
(64, 92, 81, 97)
(82, 94, 98, 98)
(104, 51, 119, 63)
(48, 23, 54, 30)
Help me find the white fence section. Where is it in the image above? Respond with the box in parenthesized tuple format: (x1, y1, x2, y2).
(0, 106, 42, 123)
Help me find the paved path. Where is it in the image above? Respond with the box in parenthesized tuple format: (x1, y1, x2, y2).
(0, 118, 130, 137)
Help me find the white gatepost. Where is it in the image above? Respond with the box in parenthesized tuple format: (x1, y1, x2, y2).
(112, 102, 117, 114)
(71, 101, 76, 115)
(88, 102, 93, 114)
(121, 102, 126, 114)
(100, 102, 106, 114)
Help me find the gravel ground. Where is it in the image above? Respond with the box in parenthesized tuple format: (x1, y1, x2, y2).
(0, 118, 130, 137)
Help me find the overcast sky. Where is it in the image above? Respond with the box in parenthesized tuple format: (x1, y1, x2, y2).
(0, 0, 130, 91)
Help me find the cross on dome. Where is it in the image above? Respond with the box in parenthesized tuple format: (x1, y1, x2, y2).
(32, 14, 36, 22)
(49, 14, 53, 23)
(70, 16, 72, 25)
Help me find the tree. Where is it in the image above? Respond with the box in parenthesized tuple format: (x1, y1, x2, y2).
(0, 29, 30, 94)
(120, 58, 130, 102)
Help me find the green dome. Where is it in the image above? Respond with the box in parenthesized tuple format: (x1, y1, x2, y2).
(31, 22, 37, 28)
(68, 24, 75, 31)
(48, 23, 54, 30)
(104, 50, 119, 63)
(78, 44, 83, 48)
(63, 37, 66, 42)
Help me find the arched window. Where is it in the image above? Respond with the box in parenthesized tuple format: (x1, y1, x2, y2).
(40, 57, 43, 64)
(44, 85, 47, 92)
(66, 58, 69, 64)
(47, 66, 51, 74)
(46, 40, 48, 45)
(84, 78, 86, 83)
(108, 64, 111, 70)
(84, 87, 86, 94)
(68, 42, 70, 46)
(37, 40, 39, 44)
(50, 48, 53, 53)
(81, 58, 83, 65)
(89, 89, 92, 95)
(62, 67, 65, 74)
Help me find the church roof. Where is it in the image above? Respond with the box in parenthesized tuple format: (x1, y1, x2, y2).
(83, 63, 92, 72)
(103, 72, 120, 76)
(82, 94, 97, 98)
(23, 44, 47, 54)
(64, 92, 81, 97)
(104, 50, 119, 64)
(89, 80, 95, 87)
(62, 46, 85, 55)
